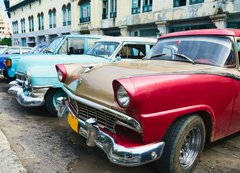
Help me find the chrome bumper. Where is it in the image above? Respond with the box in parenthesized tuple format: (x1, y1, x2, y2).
(8, 83, 45, 107)
(8, 83, 23, 95)
(57, 97, 165, 166)
(15, 89, 45, 107)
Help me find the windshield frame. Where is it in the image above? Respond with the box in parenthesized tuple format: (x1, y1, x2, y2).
(44, 37, 64, 54)
(145, 35, 236, 68)
(87, 41, 120, 59)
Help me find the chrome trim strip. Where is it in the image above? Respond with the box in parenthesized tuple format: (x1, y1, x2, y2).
(32, 85, 53, 89)
(62, 86, 142, 133)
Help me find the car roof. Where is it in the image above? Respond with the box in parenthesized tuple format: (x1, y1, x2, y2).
(64, 34, 112, 39)
(160, 29, 240, 38)
(97, 36, 157, 43)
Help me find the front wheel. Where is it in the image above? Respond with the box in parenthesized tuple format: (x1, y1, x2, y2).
(45, 88, 67, 116)
(154, 115, 206, 173)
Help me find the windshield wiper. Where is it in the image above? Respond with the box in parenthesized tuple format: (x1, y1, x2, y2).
(173, 53, 195, 64)
(144, 53, 166, 60)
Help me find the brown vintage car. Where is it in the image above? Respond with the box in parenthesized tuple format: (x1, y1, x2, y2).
(56, 29, 240, 173)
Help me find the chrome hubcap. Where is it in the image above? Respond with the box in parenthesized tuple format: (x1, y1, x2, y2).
(179, 127, 201, 169)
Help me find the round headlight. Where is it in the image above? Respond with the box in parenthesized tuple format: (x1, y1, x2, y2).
(57, 70, 63, 82)
(116, 85, 130, 108)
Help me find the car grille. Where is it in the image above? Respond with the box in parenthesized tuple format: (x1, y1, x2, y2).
(69, 98, 119, 133)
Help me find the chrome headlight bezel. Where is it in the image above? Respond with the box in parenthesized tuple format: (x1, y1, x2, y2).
(57, 70, 63, 82)
(116, 85, 130, 108)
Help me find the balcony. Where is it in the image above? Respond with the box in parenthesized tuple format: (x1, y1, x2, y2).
(132, 7, 140, 14)
(53, 24, 56, 28)
(63, 21, 66, 26)
(67, 21, 71, 25)
(142, 5, 152, 13)
(80, 17, 90, 23)
(110, 12, 116, 18)
(49, 24, 52, 28)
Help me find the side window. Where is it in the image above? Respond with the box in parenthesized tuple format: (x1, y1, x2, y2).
(59, 38, 85, 55)
(68, 38, 84, 55)
(118, 44, 151, 59)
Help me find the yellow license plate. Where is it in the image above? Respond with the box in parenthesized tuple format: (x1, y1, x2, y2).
(68, 112, 78, 133)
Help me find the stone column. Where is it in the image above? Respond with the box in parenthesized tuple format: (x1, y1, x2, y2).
(71, 0, 80, 33)
(210, 14, 227, 28)
(119, 26, 128, 36)
(156, 21, 169, 36)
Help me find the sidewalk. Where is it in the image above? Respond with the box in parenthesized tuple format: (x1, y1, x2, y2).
(0, 129, 26, 173)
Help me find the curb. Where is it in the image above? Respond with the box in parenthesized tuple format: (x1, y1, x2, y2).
(0, 129, 27, 173)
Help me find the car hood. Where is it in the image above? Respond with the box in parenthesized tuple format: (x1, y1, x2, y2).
(65, 60, 235, 108)
(17, 54, 109, 74)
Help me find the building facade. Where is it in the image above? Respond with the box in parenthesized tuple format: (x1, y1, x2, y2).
(9, 0, 240, 46)
(0, 10, 11, 39)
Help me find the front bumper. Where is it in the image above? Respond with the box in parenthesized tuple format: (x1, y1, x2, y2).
(8, 83, 46, 107)
(57, 97, 165, 167)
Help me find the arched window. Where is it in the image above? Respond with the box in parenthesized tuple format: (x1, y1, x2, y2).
(67, 3, 71, 25)
(53, 8, 56, 28)
(49, 9, 52, 28)
(62, 5, 67, 26)
(41, 12, 44, 30)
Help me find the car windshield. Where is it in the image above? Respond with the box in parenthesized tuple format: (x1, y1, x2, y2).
(87, 41, 119, 58)
(145, 36, 235, 67)
(44, 37, 63, 53)
(0, 47, 8, 54)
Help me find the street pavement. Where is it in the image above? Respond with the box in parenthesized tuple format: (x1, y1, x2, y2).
(0, 129, 26, 173)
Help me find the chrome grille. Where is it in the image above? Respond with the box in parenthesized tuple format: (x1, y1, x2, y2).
(69, 98, 119, 133)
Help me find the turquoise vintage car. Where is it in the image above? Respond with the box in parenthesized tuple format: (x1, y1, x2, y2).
(8, 37, 156, 115)
(3, 34, 101, 80)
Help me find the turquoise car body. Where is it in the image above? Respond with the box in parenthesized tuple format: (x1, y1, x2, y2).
(4, 34, 103, 79)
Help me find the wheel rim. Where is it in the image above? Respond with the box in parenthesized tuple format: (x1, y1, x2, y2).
(53, 90, 66, 108)
(179, 127, 201, 169)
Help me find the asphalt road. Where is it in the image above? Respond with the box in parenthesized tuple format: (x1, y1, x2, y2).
(0, 75, 239, 173)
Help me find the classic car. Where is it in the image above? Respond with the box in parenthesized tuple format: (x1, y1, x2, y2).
(0, 46, 32, 75)
(8, 36, 156, 115)
(56, 29, 240, 173)
(3, 34, 99, 80)
(3, 43, 48, 80)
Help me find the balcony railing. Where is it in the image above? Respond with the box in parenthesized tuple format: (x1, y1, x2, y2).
(80, 17, 90, 23)
(49, 24, 52, 28)
(132, 7, 140, 14)
(53, 24, 56, 28)
(63, 21, 66, 26)
(110, 12, 117, 18)
(67, 21, 71, 25)
(142, 5, 152, 13)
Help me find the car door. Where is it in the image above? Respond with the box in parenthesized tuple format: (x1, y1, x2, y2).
(230, 39, 240, 132)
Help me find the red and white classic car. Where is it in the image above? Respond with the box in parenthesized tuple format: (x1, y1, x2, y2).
(56, 29, 240, 173)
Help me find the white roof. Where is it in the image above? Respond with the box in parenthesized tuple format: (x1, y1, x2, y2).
(97, 36, 157, 44)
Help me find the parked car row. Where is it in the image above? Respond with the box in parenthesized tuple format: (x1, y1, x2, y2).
(0, 45, 32, 76)
(2, 29, 240, 173)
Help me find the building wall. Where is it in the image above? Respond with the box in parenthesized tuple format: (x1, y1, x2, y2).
(9, 0, 240, 46)
(0, 10, 11, 39)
